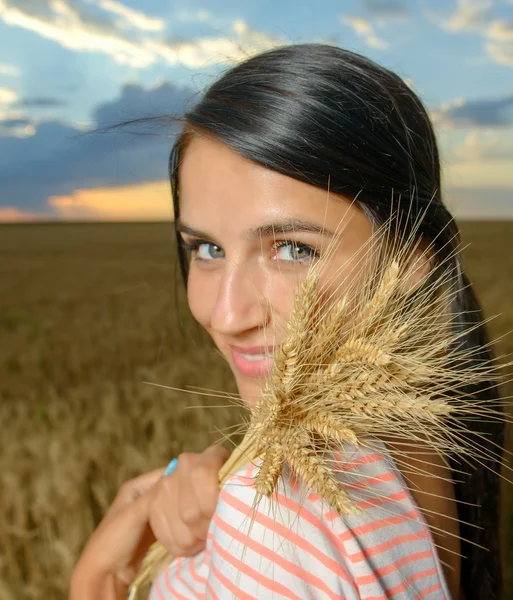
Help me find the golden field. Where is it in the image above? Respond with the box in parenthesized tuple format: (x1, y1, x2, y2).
(0, 221, 512, 600)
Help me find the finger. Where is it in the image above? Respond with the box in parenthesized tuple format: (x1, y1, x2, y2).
(80, 484, 156, 579)
(175, 461, 199, 524)
(166, 517, 207, 557)
(117, 521, 156, 586)
(175, 485, 213, 542)
(185, 514, 212, 542)
(112, 485, 155, 548)
(190, 446, 230, 519)
(105, 468, 165, 521)
(150, 486, 205, 558)
(131, 468, 168, 495)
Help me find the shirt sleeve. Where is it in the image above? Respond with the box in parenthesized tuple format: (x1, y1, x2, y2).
(205, 462, 359, 600)
(204, 444, 451, 600)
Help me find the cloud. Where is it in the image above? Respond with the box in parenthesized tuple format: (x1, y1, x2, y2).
(435, 0, 493, 32)
(0, 206, 51, 221)
(0, 81, 192, 213)
(450, 130, 513, 162)
(48, 180, 172, 220)
(442, 148, 513, 218)
(445, 186, 513, 219)
(148, 20, 284, 68)
(486, 39, 513, 64)
(0, 118, 30, 127)
(339, 2, 409, 52)
(0, 117, 36, 137)
(434, 94, 513, 127)
(445, 155, 513, 188)
(17, 96, 66, 108)
(487, 18, 513, 41)
(0, 0, 157, 68)
(174, 9, 212, 23)
(485, 19, 513, 65)
(361, 0, 410, 20)
(0, 2, 284, 70)
(428, 1, 513, 67)
(0, 87, 19, 121)
(0, 87, 17, 105)
(340, 15, 389, 49)
(94, 0, 164, 32)
(91, 81, 196, 126)
(0, 62, 20, 76)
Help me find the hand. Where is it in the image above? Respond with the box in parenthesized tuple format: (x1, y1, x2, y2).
(70, 444, 230, 600)
(148, 444, 230, 558)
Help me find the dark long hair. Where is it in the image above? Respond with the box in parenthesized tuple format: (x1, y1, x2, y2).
(168, 44, 504, 599)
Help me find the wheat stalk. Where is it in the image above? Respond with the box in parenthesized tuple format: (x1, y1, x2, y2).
(128, 214, 512, 599)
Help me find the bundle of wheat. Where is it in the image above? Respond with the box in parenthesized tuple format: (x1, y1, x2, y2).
(128, 213, 511, 600)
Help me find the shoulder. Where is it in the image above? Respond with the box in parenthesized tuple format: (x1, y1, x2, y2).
(208, 442, 451, 599)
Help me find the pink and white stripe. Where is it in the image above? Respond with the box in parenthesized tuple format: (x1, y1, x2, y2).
(149, 442, 450, 599)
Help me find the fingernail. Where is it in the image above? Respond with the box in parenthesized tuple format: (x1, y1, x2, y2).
(164, 457, 178, 477)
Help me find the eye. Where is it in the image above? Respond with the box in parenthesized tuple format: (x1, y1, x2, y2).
(180, 239, 225, 261)
(197, 242, 225, 260)
(274, 241, 318, 263)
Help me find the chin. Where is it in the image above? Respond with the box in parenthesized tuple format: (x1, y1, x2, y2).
(234, 377, 264, 408)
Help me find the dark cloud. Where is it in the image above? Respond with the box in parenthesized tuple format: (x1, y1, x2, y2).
(93, 82, 197, 127)
(17, 97, 67, 108)
(0, 82, 196, 211)
(0, 118, 31, 128)
(440, 95, 513, 127)
(361, 0, 410, 19)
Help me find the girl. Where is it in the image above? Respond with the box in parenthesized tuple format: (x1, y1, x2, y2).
(71, 44, 504, 600)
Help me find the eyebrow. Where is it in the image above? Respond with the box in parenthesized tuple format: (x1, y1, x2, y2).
(176, 218, 336, 240)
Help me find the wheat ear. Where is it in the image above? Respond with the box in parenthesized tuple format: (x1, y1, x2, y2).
(129, 212, 513, 599)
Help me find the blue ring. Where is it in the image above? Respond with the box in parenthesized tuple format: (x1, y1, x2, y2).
(164, 457, 178, 477)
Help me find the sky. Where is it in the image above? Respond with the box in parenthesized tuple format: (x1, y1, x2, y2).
(0, 0, 512, 222)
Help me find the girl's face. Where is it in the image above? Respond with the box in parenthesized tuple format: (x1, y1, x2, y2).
(178, 134, 374, 406)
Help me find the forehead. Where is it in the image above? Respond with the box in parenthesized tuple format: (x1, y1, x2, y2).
(178, 134, 363, 235)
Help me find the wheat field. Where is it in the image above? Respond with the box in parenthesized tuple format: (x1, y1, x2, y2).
(0, 221, 512, 600)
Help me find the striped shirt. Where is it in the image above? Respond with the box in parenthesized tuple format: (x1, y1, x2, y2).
(149, 442, 451, 599)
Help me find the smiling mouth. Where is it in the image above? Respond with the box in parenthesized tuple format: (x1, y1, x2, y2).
(230, 346, 275, 378)
(237, 351, 273, 361)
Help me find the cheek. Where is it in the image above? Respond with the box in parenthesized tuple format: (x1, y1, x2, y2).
(186, 270, 215, 328)
(322, 256, 362, 294)
(317, 245, 375, 308)
(264, 272, 304, 335)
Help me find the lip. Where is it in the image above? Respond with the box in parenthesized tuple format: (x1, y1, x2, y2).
(230, 345, 275, 378)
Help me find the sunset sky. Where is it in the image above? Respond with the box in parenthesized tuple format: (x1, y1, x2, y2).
(0, 0, 512, 221)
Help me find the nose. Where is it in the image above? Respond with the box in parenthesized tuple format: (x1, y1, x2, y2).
(210, 259, 270, 337)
